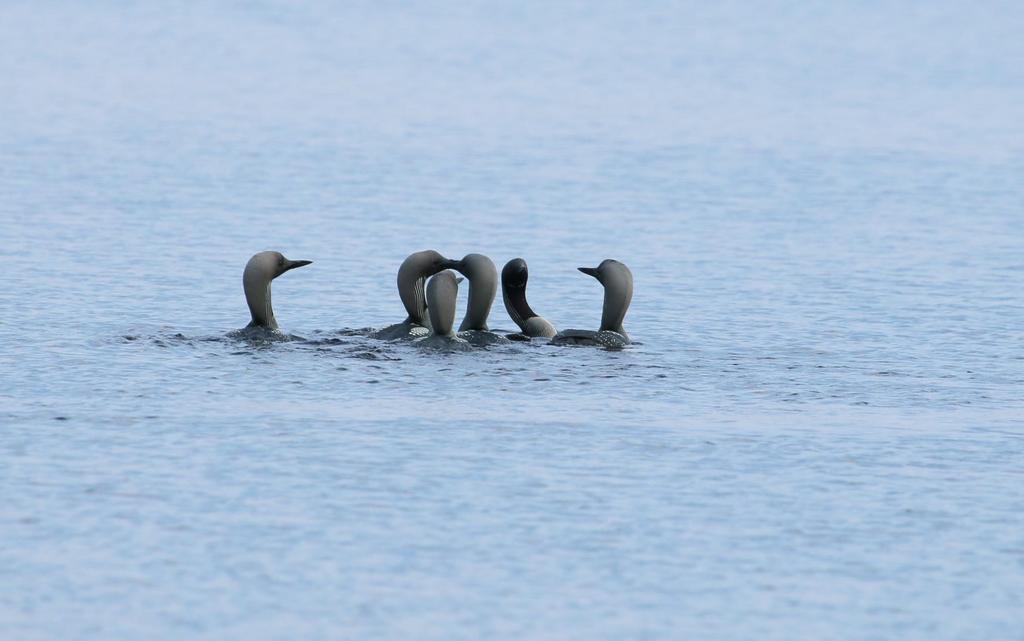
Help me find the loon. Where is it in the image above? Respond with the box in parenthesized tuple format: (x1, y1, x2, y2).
(416, 271, 471, 351)
(374, 250, 455, 340)
(240, 251, 312, 330)
(501, 258, 557, 339)
(447, 253, 511, 345)
(550, 259, 632, 348)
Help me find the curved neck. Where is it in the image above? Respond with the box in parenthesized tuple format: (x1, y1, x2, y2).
(459, 271, 496, 332)
(244, 278, 277, 329)
(502, 285, 538, 332)
(398, 259, 435, 325)
(600, 278, 631, 335)
(399, 276, 427, 325)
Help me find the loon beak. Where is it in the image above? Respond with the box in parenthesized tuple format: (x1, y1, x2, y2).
(440, 259, 462, 271)
(578, 266, 600, 278)
(284, 259, 313, 272)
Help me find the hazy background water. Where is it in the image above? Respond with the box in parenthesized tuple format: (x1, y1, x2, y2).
(1, 2, 1023, 639)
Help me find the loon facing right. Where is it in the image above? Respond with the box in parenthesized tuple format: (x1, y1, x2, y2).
(241, 250, 312, 331)
(550, 259, 632, 348)
(501, 258, 557, 339)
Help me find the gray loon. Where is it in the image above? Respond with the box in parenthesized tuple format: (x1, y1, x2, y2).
(550, 259, 632, 348)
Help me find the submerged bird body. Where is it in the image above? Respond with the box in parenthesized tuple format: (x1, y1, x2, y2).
(416, 271, 471, 351)
(459, 329, 511, 346)
(375, 250, 455, 340)
(448, 253, 510, 345)
(501, 258, 557, 339)
(240, 251, 312, 331)
(551, 328, 629, 348)
(550, 259, 632, 347)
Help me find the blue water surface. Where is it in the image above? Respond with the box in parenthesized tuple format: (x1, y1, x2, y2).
(1, 2, 1023, 640)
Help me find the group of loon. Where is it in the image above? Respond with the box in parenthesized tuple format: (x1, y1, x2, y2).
(242, 249, 634, 348)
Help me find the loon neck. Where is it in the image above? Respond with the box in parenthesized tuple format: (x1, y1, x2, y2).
(427, 273, 458, 336)
(399, 251, 448, 325)
(599, 277, 631, 335)
(503, 284, 539, 331)
(460, 275, 496, 332)
(244, 278, 278, 329)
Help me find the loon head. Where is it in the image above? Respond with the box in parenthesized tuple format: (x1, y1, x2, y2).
(502, 258, 529, 289)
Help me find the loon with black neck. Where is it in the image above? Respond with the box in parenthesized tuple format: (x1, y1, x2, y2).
(238, 251, 312, 333)
(446, 253, 510, 345)
(501, 258, 557, 340)
(375, 250, 456, 340)
(550, 259, 632, 348)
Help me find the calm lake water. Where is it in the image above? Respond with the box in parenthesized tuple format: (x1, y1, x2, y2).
(2, 2, 1023, 639)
